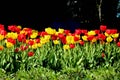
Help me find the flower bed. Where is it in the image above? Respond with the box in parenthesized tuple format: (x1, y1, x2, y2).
(0, 24, 120, 79)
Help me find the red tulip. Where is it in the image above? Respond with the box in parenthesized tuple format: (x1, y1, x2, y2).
(75, 29, 81, 35)
(14, 48, 19, 53)
(94, 30, 100, 34)
(28, 51, 34, 57)
(117, 42, 120, 47)
(74, 36, 79, 41)
(64, 30, 70, 35)
(8, 25, 17, 32)
(106, 29, 112, 34)
(35, 38, 40, 43)
(20, 45, 28, 51)
(101, 52, 105, 58)
(98, 34, 106, 40)
(61, 36, 66, 44)
(28, 40, 34, 46)
(39, 31, 48, 37)
(69, 44, 75, 49)
(58, 33, 64, 39)
(100, 25, 107, 31)
(51, 35, 57, 40)
(114, 38, 117, 42)
(18, 34, 26, 42)
(7, 38, 16, 44)
(0, 24, 4, 30)
(87, 35, 94, 41)
(0, 29, 7, 36)
(80, 41, 84, 46)
(81, 30, 88, 34)
(111, 29, 117, 34)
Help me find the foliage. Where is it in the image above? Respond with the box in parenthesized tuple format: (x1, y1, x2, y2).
(0, 24, 120, 79)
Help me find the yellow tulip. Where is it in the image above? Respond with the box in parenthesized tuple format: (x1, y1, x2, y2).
(87, 30, 96, 36)
(6, 42, 14, 48)
(112, 33, 119, 38)
(53, 40, 60, 44)
(6, 32, 18, 39)
(63, 44, 70, 50)
(91, 38, 97, 43)
(66, 36, 75, 44)
(40, 37, 47, 44)
(82, 36, 88, 41)
(106, 36, 113, 42)
(45, 27, 56, 35)
(44, 35, 51, 40)
(17, 25, 22, 29)
(32, 43, 38, 49)
(30, 32, 38, 38)
(37, 43, 42, 47)
(105, 32, 110, 36)
(58, 28, 64, 33)
(20, 30, 27, 35)
(0, 34, 4, 41)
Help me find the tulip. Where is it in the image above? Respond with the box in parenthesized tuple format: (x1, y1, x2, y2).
(106, 36, 113, 43)
(6, 42, 14, 48)
(106, 29, 112, 34)
(91, 38, 97, 43)
(0, 24, 4, 30)
(87, 35, 94, 41)
(81, 30, 88, 34)
(58, 28, 64, 33)
(0, 45, 4, 50)
(18, 34, 26, 42)
(94, 30, 100, 34)
(75, 29, 81, 35)
(87, 30, 96, 36)
(66, 36, 75, 44)
(101, 52, 105, 58)
(112, 33, 119, 38)
(69, 44, 75, 49)
(0, 34, 4, 41)
(20, 45, 28, 51)
(32, 43, 38, 49)
(28, 51, 34, 57)
(37, 43, 42, 47)
(6, 32, 18, 39)
(30, 32, 38, 39)
(8, 25, 17, 32)
(0, 29, 7, 36)
(39, 31, 48, 37)
(53, 40, 60, 45)
(51, 35, 57, 40)
(79, 40, 84, 46)
(14, 48, 19, 53)
(98, 34, 106, 41)
(64, 30, 70, 35)
(6, 38, 16, 44)
(100, 25, 107, 31)
(35, 38, 40, 43)
(82, 35, 88, 41)
(74, 36, 80, 41)
(61, 36, 66, 44)
(28, 40, 34, 46)
(117, 42, 120, 47)
(45, 27, 56, 35)
(63, 44, 70, 50)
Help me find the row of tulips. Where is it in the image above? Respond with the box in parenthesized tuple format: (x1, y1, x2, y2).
(0, 24, 120, 50)
(0, 24, 120, 72)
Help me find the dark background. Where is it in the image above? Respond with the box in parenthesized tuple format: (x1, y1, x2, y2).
(0, 0, 119, 31)
(0, 1, 67, 30)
